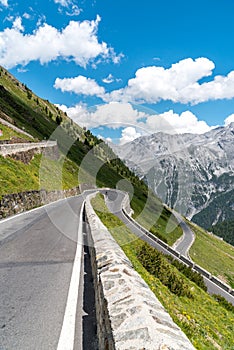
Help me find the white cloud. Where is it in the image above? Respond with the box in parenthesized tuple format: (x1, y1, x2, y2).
(0, 0, 8, 7)
(23, 13, 31, 20)
(54, 75, 106, 97)
(108, 57, 215, 104)
(66, 5, 81, 16)
(87, 102, 146, 129)
(56, 57, 234, 106)
(0, 15, 120, 68)
(224, 114, 234, 126)
(57, 102, 146, 129)
(97, 57, 234, 105)
(54, 0, 82, 16)
(102, 73, 122, 84)
(119, 127, 142, 145)
(58, 101, 211, 136)
(97, 134, 113, 143)
(54, 0, 70, 6)
(141, 110, 211, 134)
(57, 103, 89, 128)
(12, 17, 24, 32)
(102, 73, 114, 84)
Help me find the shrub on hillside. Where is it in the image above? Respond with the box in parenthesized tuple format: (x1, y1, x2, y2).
(137, 243, 193, 298)
(166, 256, 207, 291)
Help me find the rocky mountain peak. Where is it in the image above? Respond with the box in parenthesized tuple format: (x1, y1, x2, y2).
(112, 123, 234, 228)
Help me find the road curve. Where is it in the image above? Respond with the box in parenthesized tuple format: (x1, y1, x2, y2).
(172, 211, 195, 258)
(105, 190, 234, 305)
(0, 194, 97, 350)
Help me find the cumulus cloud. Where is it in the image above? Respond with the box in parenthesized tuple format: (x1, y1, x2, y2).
(57, 103, 89, 127)
(54, 75, 106, 98)
(56, 57, 234, 106)
(0, 0, 8, 7)
(0, 15, 120, 68)
(58, 102, 146, 129)
(224, 114, 234, 126)
(119, 127, 142, 145)
(100, 57, 234, 105)
(58, 101, 211, 136)
(108, 57, 216, 104)
(87, 102, 146, 129)
(141, 110, 211, 134)
(12, 17, 24, 32)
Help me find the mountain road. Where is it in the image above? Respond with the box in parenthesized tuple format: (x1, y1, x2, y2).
(105, 190, 234, 306)
(0, 195, 97, 350)
(172, 210, 195, 258)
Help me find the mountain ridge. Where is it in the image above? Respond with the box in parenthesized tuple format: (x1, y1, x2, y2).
(112, 123, 234, 228)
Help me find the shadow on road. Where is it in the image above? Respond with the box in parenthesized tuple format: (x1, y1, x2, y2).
(82, 236, 98, 349)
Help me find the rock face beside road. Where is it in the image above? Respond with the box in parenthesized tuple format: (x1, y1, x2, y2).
(85, 194, 195, 350)
(0, 187, 80, 219)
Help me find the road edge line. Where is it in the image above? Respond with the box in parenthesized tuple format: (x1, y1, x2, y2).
(56, 200, 84, 350)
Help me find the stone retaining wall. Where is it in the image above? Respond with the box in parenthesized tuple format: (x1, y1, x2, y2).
(0, 140, 59, 163)
(0, 138, 32, 144)
(0, 141, 57, 156)
(0, 187, 80, 219)
(85, 194, 195, 350)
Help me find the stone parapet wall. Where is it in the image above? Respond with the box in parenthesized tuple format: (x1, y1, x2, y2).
(85, 194, 195, 350)
(0, 140, 59, 163)
(119, 191, 134, 216)
(0, 141, 57, 156)
(0, 187, 80, 219)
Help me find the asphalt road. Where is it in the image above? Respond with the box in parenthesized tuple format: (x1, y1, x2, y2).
(172, 211, 195, 257)
(0, 188, 233, 350)
(105, 190, 234, 305)
(0, 195, 97, 350)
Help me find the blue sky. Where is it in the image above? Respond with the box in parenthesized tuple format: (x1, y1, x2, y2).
(0, 0, 234, 143)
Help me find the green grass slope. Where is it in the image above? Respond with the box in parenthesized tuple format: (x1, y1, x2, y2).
(92, 194, 234, 350)
(188, 221, 234, 288)
(0, 65, 182, 245)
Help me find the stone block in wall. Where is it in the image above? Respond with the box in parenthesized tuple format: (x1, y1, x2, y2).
(7, 148, 41, 164)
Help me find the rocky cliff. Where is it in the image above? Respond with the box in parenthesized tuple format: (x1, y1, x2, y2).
(112, 123, 234, 228)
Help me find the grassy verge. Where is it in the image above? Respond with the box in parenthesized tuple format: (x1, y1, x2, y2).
(132, 192, 183, 245)
(0, 122, 33, 141)
(91, 194, 234, 350)
(0, 154, 79, 196)
(188, 221, 234, 288)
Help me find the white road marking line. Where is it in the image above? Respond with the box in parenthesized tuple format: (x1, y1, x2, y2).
(56, 201, 84, 350)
